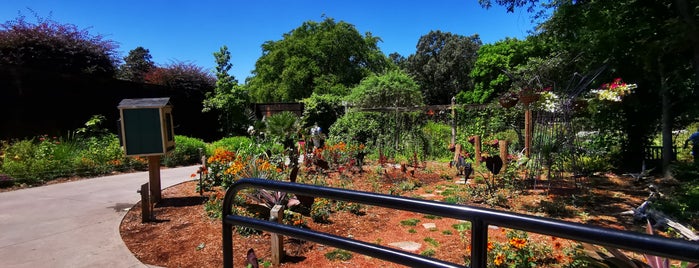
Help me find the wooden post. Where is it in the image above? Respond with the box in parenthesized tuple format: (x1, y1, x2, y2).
(474, 136, 482, 166)
(199, 148, 206, 196)
(451, 96, 456, 146)
(139, 183, 152, 223)
(525, 109, 532, 157)
(148, 155, 162, 203)
(499, 140, 508, 172)
(270, 205, 284, 266)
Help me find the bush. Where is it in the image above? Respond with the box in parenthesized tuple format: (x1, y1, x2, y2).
(162, 135, 207, 167)
(206, 136, 264, 157)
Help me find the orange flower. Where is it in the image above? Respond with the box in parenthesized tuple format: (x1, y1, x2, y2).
(190, 173, 197, 178)
(494, 253, 505, 266)
(509, 237, 527, 250)
(487, 241, 494, 251)
(555, 254, 565, 263)
(553, 241, 562, 250)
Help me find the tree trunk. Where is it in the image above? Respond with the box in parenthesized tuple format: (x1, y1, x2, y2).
(660, 62, 673, 177)
(673, 0, 699, 86)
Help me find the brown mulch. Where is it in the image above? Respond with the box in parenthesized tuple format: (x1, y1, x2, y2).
(117, 161, 674, 267)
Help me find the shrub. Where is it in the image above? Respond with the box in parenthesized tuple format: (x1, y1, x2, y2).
(162, 135, 207, 167)
(206, 136, 257, 156)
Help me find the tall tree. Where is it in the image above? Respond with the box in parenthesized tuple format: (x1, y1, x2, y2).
(461, 37, 540, 104)
(246, 16, 390, 102)
(405, 31, 482, 105)
(118, 46, 155, 82)
(539, 0, 699, 172)
(203, 45, 251, 136)
(0, 13, 118, 77)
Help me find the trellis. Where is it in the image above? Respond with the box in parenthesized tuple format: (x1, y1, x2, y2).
(528, 66, 607, 188)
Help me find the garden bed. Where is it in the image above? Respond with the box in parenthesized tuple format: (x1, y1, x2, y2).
(119, 160, 673, 267)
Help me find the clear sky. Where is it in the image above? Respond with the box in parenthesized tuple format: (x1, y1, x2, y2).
(1, 0, 539, 82)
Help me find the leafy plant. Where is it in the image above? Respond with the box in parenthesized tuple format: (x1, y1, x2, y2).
(420, 248, 436, 257)
(400, 218, 421, 226)
(324, 248, 352, 261)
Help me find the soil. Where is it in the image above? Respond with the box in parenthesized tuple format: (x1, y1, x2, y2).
(117, 161, 676, 268)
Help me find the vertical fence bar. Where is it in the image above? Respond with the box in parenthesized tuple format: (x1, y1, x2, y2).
(470, 219, 487, 268)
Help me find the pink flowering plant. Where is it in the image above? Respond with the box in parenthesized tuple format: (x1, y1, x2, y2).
(590, 78, 637, 102)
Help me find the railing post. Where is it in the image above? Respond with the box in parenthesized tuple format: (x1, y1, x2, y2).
(470, 219, 487, 268)
(270, 205, 284, 266)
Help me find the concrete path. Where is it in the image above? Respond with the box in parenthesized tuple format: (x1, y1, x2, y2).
(0, 165, 198, 268)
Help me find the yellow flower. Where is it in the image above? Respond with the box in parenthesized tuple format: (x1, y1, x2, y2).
(494, 253, 505, 266)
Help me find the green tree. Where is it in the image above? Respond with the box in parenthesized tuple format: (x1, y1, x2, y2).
(247, 16, 390, 102)
(117, 46, 155, 82)
(203, 45, 251, 136)
(300, 93, 345, 135)
(540, 0, 699, 172)
(461, 37, 538, 104)
(405, 30, 482, 105)
(0, 13, 118, 77)
(345, 69, 423, 109)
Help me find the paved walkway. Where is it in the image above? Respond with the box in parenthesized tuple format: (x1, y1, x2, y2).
(0, 165, 198, 268)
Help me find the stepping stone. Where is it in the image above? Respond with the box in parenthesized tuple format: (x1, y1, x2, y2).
(388, 241, 422, 252)
(420, 193, 436, 198)
(422, 223, 436, 229)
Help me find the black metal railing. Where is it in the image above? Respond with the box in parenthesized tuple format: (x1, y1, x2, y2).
(222, 178, 699, 267)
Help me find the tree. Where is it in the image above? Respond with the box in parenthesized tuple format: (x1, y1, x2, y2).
(461, 37, 539, 104)
(339, 69, 426, 156)
(247, 16, 391, 102)
(203, 45, 251, 136)
(0, 13, 119, 77)
(345, 69, 423, 109)
(405, 31, 482, 105)
(144, 61, 215, 96)
(300, 93, 345, 135)
(538, 0, 699, 172)
(117, 46, 155, 82)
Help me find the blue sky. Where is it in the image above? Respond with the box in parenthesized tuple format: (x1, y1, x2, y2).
(2, 0, 539, 82)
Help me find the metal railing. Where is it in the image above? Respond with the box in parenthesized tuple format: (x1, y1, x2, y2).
(222, 178, 699, 267)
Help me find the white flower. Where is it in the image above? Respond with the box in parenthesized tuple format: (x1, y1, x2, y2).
(537, 91, 560, 112)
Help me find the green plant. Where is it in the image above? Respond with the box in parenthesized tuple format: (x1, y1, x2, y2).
(310, 198, 333, 223)
(424, 237, 439, 247)
(324, 248, 352, 261)
(400, 218, 420, 226)
(420, 248, 436, 257)
(408, 228, 417, 234)
(162, 135, 207, 167)
(482, 229, 556, 267)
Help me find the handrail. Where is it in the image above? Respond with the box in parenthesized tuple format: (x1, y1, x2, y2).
(222, 178, 699, 267)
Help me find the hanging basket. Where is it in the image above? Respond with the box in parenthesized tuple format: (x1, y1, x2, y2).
(519, 92, 540, 105)
(499, 97, 518, 108)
